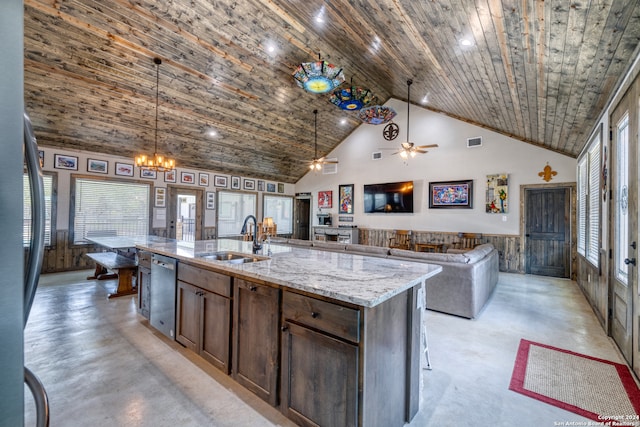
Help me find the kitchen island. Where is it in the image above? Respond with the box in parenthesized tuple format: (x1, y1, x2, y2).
(136, 239, 441, 427)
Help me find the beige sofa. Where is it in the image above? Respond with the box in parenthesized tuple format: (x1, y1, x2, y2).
(285, 239, 499, 319)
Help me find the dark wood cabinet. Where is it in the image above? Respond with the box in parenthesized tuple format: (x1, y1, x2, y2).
(137, 251, 151, 319)
(176, 263, 232, 373)
(232, 278, 280, 406)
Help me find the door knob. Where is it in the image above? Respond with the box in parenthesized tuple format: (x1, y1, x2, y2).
(631, 241, 637, 250)
(624, 258, 636, 266)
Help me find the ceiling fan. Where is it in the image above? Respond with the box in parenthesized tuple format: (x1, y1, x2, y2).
(392, 79, 438, 159)
(308, 109, 338, 171)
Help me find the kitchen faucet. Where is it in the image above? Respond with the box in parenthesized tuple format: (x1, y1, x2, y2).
(240, 215, 262, 254)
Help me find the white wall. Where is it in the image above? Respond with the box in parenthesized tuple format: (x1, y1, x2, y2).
(296, 98, 577, 235)
(37, 147, 295, 232)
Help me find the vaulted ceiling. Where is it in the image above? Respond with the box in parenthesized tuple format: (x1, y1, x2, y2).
(24, 0, 640, 184)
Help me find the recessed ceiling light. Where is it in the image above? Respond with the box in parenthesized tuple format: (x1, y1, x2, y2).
(340, 118, 348, 125)
(460, 39, 473, 47)
(207, 129, 218, 138)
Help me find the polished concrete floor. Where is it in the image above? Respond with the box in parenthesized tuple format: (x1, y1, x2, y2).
(24, 271, 628, 426)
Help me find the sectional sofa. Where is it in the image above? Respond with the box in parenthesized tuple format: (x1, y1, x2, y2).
(283, 239, 499, 319)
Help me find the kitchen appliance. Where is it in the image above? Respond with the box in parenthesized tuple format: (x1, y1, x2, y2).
(150, 254, 177, 339)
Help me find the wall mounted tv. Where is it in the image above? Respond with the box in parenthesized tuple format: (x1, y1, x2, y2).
(363, 181, 414, 213)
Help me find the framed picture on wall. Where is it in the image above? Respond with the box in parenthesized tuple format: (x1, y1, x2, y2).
(266, 183, 276, 192)
(338, 184, 354, 214)
(181, 172, 195, 184)
(214, 175, 227, 188)
(199, 173, 209, 187)
(231, 176, 241, 190)
(54, 154, 78, 170)
(278, 183, 284, 193)
(318, 191, 332, 208)
(155, 187, 166, 207)
(206, 192, 215, 210)
(140, 169, 157, 179)
(115, 162, 134, 176)
(243, 179, 255, 190)
(87, 158, 108, 174)
(164, 170, 176, 183)
(428, 179, 473, 209)
(257, 180, 265, 191)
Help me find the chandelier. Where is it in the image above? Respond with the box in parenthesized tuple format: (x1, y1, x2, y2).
(135, 57, 175, 172)
(292, 54, 345, 94)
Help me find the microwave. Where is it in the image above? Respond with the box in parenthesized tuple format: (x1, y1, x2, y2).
(317, 214, 332, 226)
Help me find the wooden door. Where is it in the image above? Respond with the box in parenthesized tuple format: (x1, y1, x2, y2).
(201, 290, 231, 373)
(232, 279, 280, 405)
(609, 80, 638, 367)
(281, 322, 358, 427)
(294, 197, 311, 240)
(525, 188, 571, 277)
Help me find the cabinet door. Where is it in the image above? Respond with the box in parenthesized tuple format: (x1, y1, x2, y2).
(201, 290, 231, 373)
(233, 279, 280, 405)
(281, 321, 358, 427)
(176, 280, 200, 352)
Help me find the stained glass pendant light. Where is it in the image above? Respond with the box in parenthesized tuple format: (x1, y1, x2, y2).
(329, 79, 376, 110)
(135, 58, 175, 172)
(292, 54, 345, 94)
(357, 105, 397, 125)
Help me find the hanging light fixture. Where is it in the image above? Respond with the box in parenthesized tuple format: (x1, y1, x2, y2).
(308, 109, 338, 171)
(357, 104, 397, 125)
(329, 77, 376, 111)
(135, 57, 175, 172)
(393, 79, 438, 159)
(292, 54, 345, 94)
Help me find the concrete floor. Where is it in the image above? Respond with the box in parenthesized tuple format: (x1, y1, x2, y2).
(24, 271, 627, 426)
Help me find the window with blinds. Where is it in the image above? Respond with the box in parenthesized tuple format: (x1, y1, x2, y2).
(576, 130, 601, 266)
(23, 173, 55, 247)
(263, 194, 293, 235)
(217, 191, 257, 237)
(73, 178, 150, 244)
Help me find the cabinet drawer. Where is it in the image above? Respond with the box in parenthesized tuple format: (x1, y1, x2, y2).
(137, 251, 152, 268)
(178, 263, 232, 297)
(283, 292, 360, 343)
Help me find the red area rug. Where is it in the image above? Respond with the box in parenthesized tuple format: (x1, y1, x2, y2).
(509, 339, 640, 425)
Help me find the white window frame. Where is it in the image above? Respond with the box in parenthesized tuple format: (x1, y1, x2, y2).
(216, 190, 257, 237)
(23, 172, 56, 247)
(577, 128, 601, 266)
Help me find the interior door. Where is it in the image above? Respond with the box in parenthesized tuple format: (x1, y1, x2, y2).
(167, 186, 203, 241)
(609, 80, 638, 368)
(524, 187, 571, 278)
(294, 197, 311, 240)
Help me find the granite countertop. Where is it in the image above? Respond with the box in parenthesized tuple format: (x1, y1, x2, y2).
(137, 239, 442, 308)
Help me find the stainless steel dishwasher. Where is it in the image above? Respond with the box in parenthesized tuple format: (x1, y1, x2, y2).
(150, 254, 177, 339)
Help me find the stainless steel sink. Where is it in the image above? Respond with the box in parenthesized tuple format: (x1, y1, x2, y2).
(198, 251, 268, 264)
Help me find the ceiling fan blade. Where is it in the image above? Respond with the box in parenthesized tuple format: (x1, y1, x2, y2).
(415, 150, 428, 154)
(416, 144, 438, 149)
(323, 160, 339, 164)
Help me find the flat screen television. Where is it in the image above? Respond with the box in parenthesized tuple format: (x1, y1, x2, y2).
(363, 181, 414, 213)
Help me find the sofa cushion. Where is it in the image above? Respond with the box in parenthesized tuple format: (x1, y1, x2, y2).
(389, 248, 469, 264)
(464, 243, 494, 263)
(345, 244, 390, 256)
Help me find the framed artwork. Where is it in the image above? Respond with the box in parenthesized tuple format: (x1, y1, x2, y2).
(318, 191, 332, 208)
(38, 150, 44, 168)
(199, 173, 209, 187)
(206, 192, 216, 210)
(54, 154, 78, 170)
(140, 169, 157, 179)
(115, 162, 134, 176)
(244, 179, 255, 190)
(155, 187, 166, 207)
(165, 170, 176, 183)
(278, 183, 284, 193)
(339, 184, 354, 214)
(486, 174, 508, 213)
(429, 179, 473, 209)
(266, 183, 276, 192)
(181, 172, 195, 184)
(257, 180, 265, 191)
(87, 158, 108, 174)
(231, 176, 241, 190)
(214, 175, 227, 188)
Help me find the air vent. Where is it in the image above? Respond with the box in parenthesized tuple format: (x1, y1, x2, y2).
(372, 151, 382, 160)
(322, 161, 338, 174)
(467, 137, 482, 148)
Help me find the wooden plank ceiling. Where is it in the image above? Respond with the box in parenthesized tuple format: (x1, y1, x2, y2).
(24, 0, 640, 184)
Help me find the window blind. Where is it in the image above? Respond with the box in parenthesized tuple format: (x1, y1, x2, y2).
(576, 157, 587, 256)
(586, 142, 600, 265)
(73, 178, 150, 244)
(23, 173, 53, 246)
(217, 191, 257, 237)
